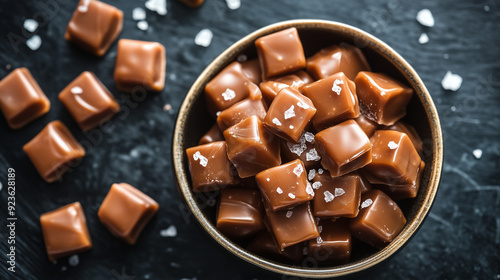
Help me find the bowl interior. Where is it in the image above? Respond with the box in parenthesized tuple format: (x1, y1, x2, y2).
(173, 20, 442, 278)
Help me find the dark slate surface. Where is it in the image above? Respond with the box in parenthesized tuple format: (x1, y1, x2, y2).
(0, 0, 499, 279)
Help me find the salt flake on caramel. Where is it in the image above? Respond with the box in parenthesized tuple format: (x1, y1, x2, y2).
(193, 151, 208, 167)
(332, 79, 344, 95)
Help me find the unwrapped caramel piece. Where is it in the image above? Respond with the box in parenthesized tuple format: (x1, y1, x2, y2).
(355, 71, 413, 126)
(349, 190, 406, 248)
(374, 161, 425, 200)
(224, 116, 281, 178)
(186, 141, 239, 192)
(259, 74, 305, 106)
(40, 202, 92, 261)
(65, 0, 123, 56)
(355, 114, 379, 138)
(98, 183, 159, 244)
(255, 27, 306, 79)
(308, 219, 351, 264)
(59, 71, 119, 131)
(23, 121, 85, 183)
(247, 230, 303, 263)
(0, 68, 50, 129)
(383, 121, 423, 155)
(198, 123, 224, 145)
(312, 173, 361, 218)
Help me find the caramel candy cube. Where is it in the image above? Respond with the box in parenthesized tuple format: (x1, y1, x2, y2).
(40, 202, 92, 261)
(355, 71, 413, 126)
(23, 121, 85, 183)
(280, 131, 321, 170)
(355, 114, 379, 138)
(305, 45, 371, 80)
(216, 188, 264, 239)
(256, 159, 313, 211)
(308, 219, 351, 264)
(247, 230, 303, 263)
(383, 121, 423, 155)
(65, 0, 123, 56)
(302, 72, 359, 131)
(241, 59, 262, 84)
(114, 39, 166, 93)
(349, 190, 406, 248)
(312, 173, 361, 218)
(259, 74, 305, 106)
(98, 183, 159, 244)
(364, 130, 421, 186)
(374, 161, 425, 201)
(255, 27, 306, 79)
(224, 116, 281, 178)
(315, 120, 372, 177)
(0, 68, 50, 129)
(59, 72, 119, 131)
(186, 141, 239, 192)
(205, 62, 251, 117)
(264, 87, 316, 143)
(198, 123, 224, 145)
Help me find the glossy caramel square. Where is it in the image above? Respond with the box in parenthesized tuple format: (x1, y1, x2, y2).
(0, 68, 50, 129)
(312, 173, 361, 218)
(59, 71, 119, 131)
(23, 121, 85, 183)
(308, 219, 351, 264)
(98, 183, 159, 244)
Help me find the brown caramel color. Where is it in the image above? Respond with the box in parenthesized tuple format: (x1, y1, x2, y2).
(265, 202, 319, 250)
(98, 183, 159, 244)
(355, 71, 413, 126)
(308, 219, 351, 264)
(383, 121, 424, 155)
(247, 230, 303, 263)
(315, 120, 372, 177)
(264, 87, 316, 143)
(114, 39, 166, 92)
(241, 59, 262, 84)
(255, 27, 306, 79)
(312, 173, 361, 218)
(349, 190, 406, 248)
(216, 188, 264, 239)
(259, 74, 304, 106)
(177, 0, 204, 8)
(198, 123, 224, 145)
(224, 116, 281, 178)
(356, 171, 373, 194)
(59, 71, 119, 131)
(186, 141, 239, 192)
(280, 132, 321, 170)
(65, 0, 123, 56)
(23, 121, 85, 183)
(302, 72, 359, 131)
(40, 202, 92, 261)
(374, 161, 425, 200)
(305, 45, 371, 80)
(205, 62, 251, 117)
(355, 114, 379, 138)
(0, 68, 50, 129)
(364, 130, 421, 186)
(217, 90, 267, 131)
(256, 159, 313, 211)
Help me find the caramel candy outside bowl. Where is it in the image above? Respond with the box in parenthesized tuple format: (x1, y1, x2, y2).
(173, 20, 443, 278)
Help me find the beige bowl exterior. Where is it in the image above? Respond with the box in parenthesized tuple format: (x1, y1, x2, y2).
(173, 20, 443, 278)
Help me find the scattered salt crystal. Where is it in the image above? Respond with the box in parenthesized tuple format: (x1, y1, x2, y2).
(226, 0, 241, 10)
(160, 225, 177, 237)
(331, 79, 344, 95)
(216, 111, 221, 117)
(288, 193, 296, 199)
(304, 132, 314, 143)
(169, 73, 177, 81)
(272, 118, 282, 126)
(303, 246, 309, 255)
(6, 64, 11, 70)
(193, 151, 208, 167)
(312, 181, 322, 190)
(472, 149, 482, 159)
(145, 0, 167, 15)
(441, 71, 462, 91)
(68, 255, 79, 266)
(237, 54, 247, 62)
(144, 273, 151, 279)
(306, 182, 314, 196)
(388, 141, 399, 150)
(335, 188, 345, 197)
(361, 198, 373, 208)
(296, 101, 309, 109)
(443, 53, 449, 59)
(308, 169, 316, 181)
(266, 178, 270, 182)
(132, 7, 146, 20)
(78, 0, 90, 12)
(23, 19, 38, 32)
(318, 225, 323, 233)
(289, 125, 294, 129)
(318, 168, 324, 174)
(137, 20, 149, 31)
(222, 88, 236, 101)
(484, 5, 490, 12)
(0, 181, 2, 191)
(276, 187, 283, 194)
(418, 33, 429, 44)
(324, 191, 334, 202)
(26, 35, 42, 51)
(71, 86, 83, 94)
(293, 164, 304, 177)
(316, 236, 323, 244)
(287, 138, 307, 156)
(195, 28, 213, 47)
(416, 9, 435, 27)
(163, 104, 172, 111)
(306, 148, 321, 162)
(450, 106, 456, 112)
(170, 262, 180, 267)
(284, 105, 295, 119)
(286, 210, 293, 218)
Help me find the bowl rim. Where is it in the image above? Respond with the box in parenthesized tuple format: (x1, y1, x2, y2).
(173, 19, 443, 278)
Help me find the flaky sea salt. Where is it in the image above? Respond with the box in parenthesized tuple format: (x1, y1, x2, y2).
(441, 71, 462, 91)
(272, 118, 282, 126)
(222, 88, 236, 101)
(418, 33, 429, 44)
(0, 181, 2, 191)
(331, 79, 344, 95)
(68, 255, 79, 267)
(287, 137, 307, 156)
(145, 0, 167, 15)
(284, 105, 295, 119)
(163, 104, 172, 112)
(23, 19, 38, 32)
(288, 193, 296, 199)
(318, 225, 323, 233)
(304, 132, 314, 143)
(361, 198, 373, 209)
(306, 148, 321, 162)
(71, 86, 83, 94)
(316, 236, 323, 244)
(318, 168, 324, 174)
(293, 164, 304, 177)
(308, 169, 316, 181)
(306, 182, 314, 196)
(193, 151, 208, 167)
(78, 0, 90, 12)
(266, 178, 270, 182)
(324, 191, 334, 202)
(484, 5, 490, 12)
(289, 125, 294, 129)
(473, 149, 483, 159)
(276, 187, 283, 194)
(137, 21, 149, 31)
(312, 181, 322, 190)
(297, 101, 309, 109)
(160, 225, 177, 237)
(195, 28, 213, 47)
(416, 9, 435, 27)
(26, 35, 42, 51)
(286, 210, 293, 218)
(226, 0, 241, 10)
(388, 141, 399, 150)
(236, 54, 247, 62)
(132, 7, 146, 20)
(335, 188, 345, 197)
